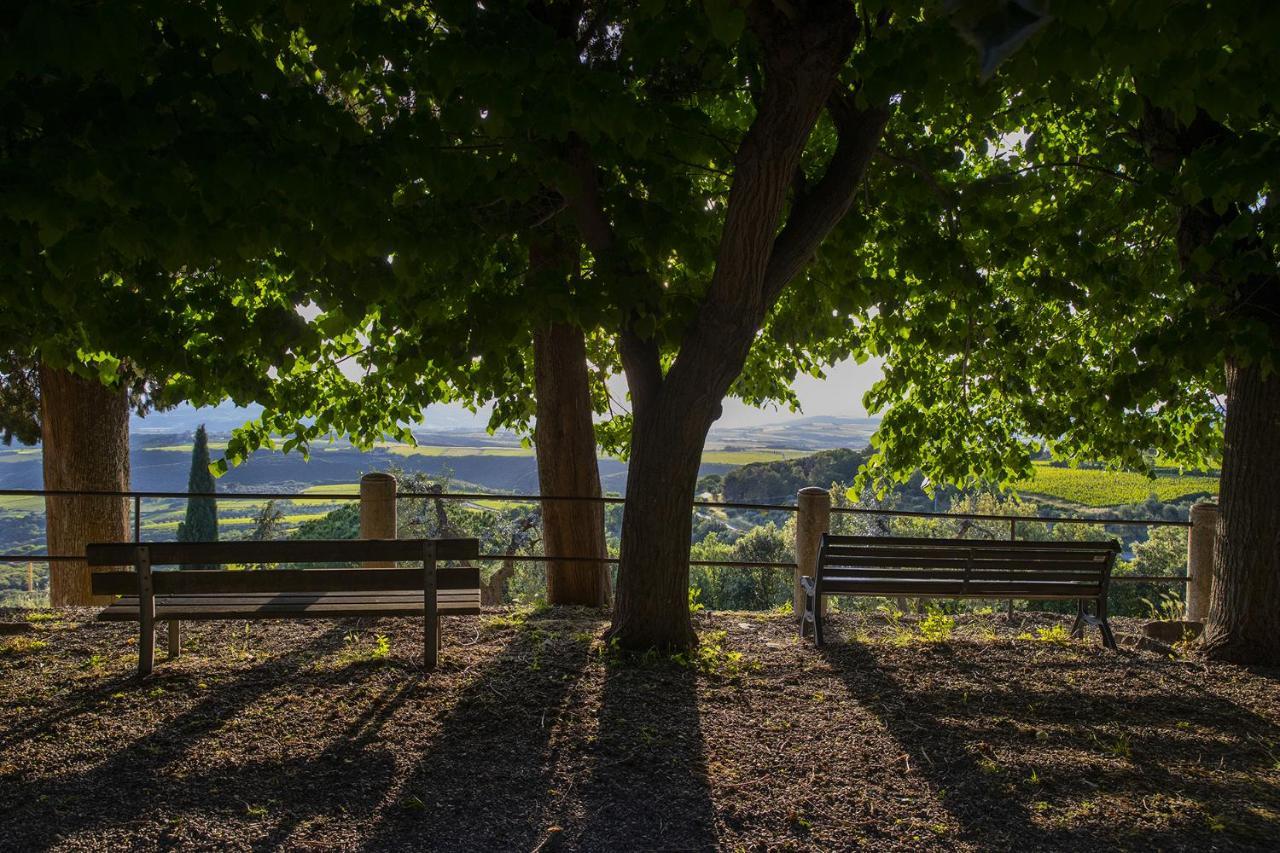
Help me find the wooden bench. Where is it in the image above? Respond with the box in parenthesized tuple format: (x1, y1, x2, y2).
(800, 535, 1121, 649)
(87, 538, 480, 677)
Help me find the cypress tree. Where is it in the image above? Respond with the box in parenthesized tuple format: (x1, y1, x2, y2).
(177, 424, 218, 568)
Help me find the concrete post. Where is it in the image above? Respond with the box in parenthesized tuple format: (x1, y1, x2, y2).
(360, 472, 398, 567)
(795, 486, 831, 620)
(1185, 501, 1217, 622)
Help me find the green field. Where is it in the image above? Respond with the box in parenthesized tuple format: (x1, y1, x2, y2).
(0, 495, 44, 513)
(1016, 462, 1218, 507)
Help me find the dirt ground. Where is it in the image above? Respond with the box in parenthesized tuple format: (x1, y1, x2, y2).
(1, 606, 1277, 851)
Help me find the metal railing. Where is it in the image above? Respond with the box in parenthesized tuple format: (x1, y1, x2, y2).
(0, 486, 1192, 584)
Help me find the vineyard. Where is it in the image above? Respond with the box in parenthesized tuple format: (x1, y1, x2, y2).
(1016, 462, 1219, 507)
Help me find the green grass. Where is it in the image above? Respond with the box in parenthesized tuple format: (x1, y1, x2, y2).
(699, 448, 809, 464)
(383, 444, 534, 458)
(147, 441, 230, 452)
(1017, 462, 1218, 507)
(302, 484, 363, 496)
(0, 495, 44, 512)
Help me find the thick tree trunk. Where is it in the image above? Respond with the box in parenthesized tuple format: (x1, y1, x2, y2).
(1202, 358, 1280, 665)
(39, 364, 130, 607)
(608, 394, 717, 650)
(534, 323, 610, 607)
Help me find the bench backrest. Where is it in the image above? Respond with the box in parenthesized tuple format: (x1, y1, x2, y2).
(817, 534, 1119, 594)
(88, 538, 480, 597)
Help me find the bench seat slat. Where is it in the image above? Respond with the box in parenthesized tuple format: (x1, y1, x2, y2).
(818, 579, 1102, 598)
(823, 544, 1109, 557)
(822, 535, 1119, 551)
(819, 556, 1107, 571)
(97, 590, 481, 621)
(91, 566, 480, 597)
(817, 568, 1104, 582)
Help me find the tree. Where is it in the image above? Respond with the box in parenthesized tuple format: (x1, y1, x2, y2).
(250, 501, 286, 542)
(176, 424, 218, 568)
(847, 2, 1279, 664)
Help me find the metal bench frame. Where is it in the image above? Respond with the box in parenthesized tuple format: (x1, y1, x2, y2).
(800, 534, 1120, 649)
(87, 538, 480, 677)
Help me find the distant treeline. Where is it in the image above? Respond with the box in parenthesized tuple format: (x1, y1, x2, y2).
(720, 448, 876, 505)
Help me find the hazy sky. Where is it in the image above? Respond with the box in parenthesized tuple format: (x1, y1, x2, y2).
(713, 357, 882, 427)
(447, 356, 885, 430)
(135, 356, 884, 433)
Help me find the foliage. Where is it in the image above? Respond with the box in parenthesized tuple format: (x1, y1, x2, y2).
(670, 630, 759, 680)
(917, 607, 956, 643)
(852, 2, 1278, 495)
(0, 353, 39, 446)
(291, 503, 361, 541)
(690, 523, 793, 612)
(722, 449, 872, 504)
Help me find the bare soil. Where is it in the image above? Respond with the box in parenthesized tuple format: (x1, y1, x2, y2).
(1, 607, 1277, 851)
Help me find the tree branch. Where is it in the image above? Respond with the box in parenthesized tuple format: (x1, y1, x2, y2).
(557, 138, 664, 413)
(761, 91, 889, 304)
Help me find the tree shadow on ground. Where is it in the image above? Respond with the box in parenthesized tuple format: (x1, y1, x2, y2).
(361, 610, 596, 851)
(0, 624, 360, 849)
(819, 639, 1280, 851)
(562, 655, 717, 851)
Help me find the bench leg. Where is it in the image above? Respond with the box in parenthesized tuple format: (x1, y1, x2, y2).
(1070, 601, 1086, 640)
(138, 616, 155, 679)
(1099, 618, 1117, 651)
(813, 595, 825, 648)
(423, 543, 439, 671)
(137, 548, 155, 679)
(1097, 598, 1117, 651)
(168, 620, 181, 659)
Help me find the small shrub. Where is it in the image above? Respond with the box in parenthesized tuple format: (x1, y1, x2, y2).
(672, 630, 759, 679)
(1142, 591, 1186, 622)
(24, 611, 59, 623)
(1, 637, 47, 656)
(876, 601, 905, 629)
(688, 587, 706, 616)
(918, 608, 956, 643)
(1018, 625, 1072, 645)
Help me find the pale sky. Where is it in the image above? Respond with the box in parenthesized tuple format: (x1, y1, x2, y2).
(427, 356, 884, 430)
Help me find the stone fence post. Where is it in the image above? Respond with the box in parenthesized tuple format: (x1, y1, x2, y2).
(795, 487, 831, 620)
(360, 472, 398, 567)
(1185, 501, 1217, 622)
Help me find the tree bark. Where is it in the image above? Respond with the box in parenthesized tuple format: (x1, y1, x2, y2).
(534, 322, 611, 606)
(39, 364, 131, 607)
(609, 391, 719, 650)
(1202, 358, 1280, 665)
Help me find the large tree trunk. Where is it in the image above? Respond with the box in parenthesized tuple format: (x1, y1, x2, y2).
(608, 394, 718, 650)
(1202, 358, 1280, 665)
(39, 364, 130, 607)
(534, 323, 611, 607)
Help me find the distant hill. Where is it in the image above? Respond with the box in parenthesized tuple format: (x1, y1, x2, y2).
(721, 448, 875, 504)
(708, 416, 878, 452)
